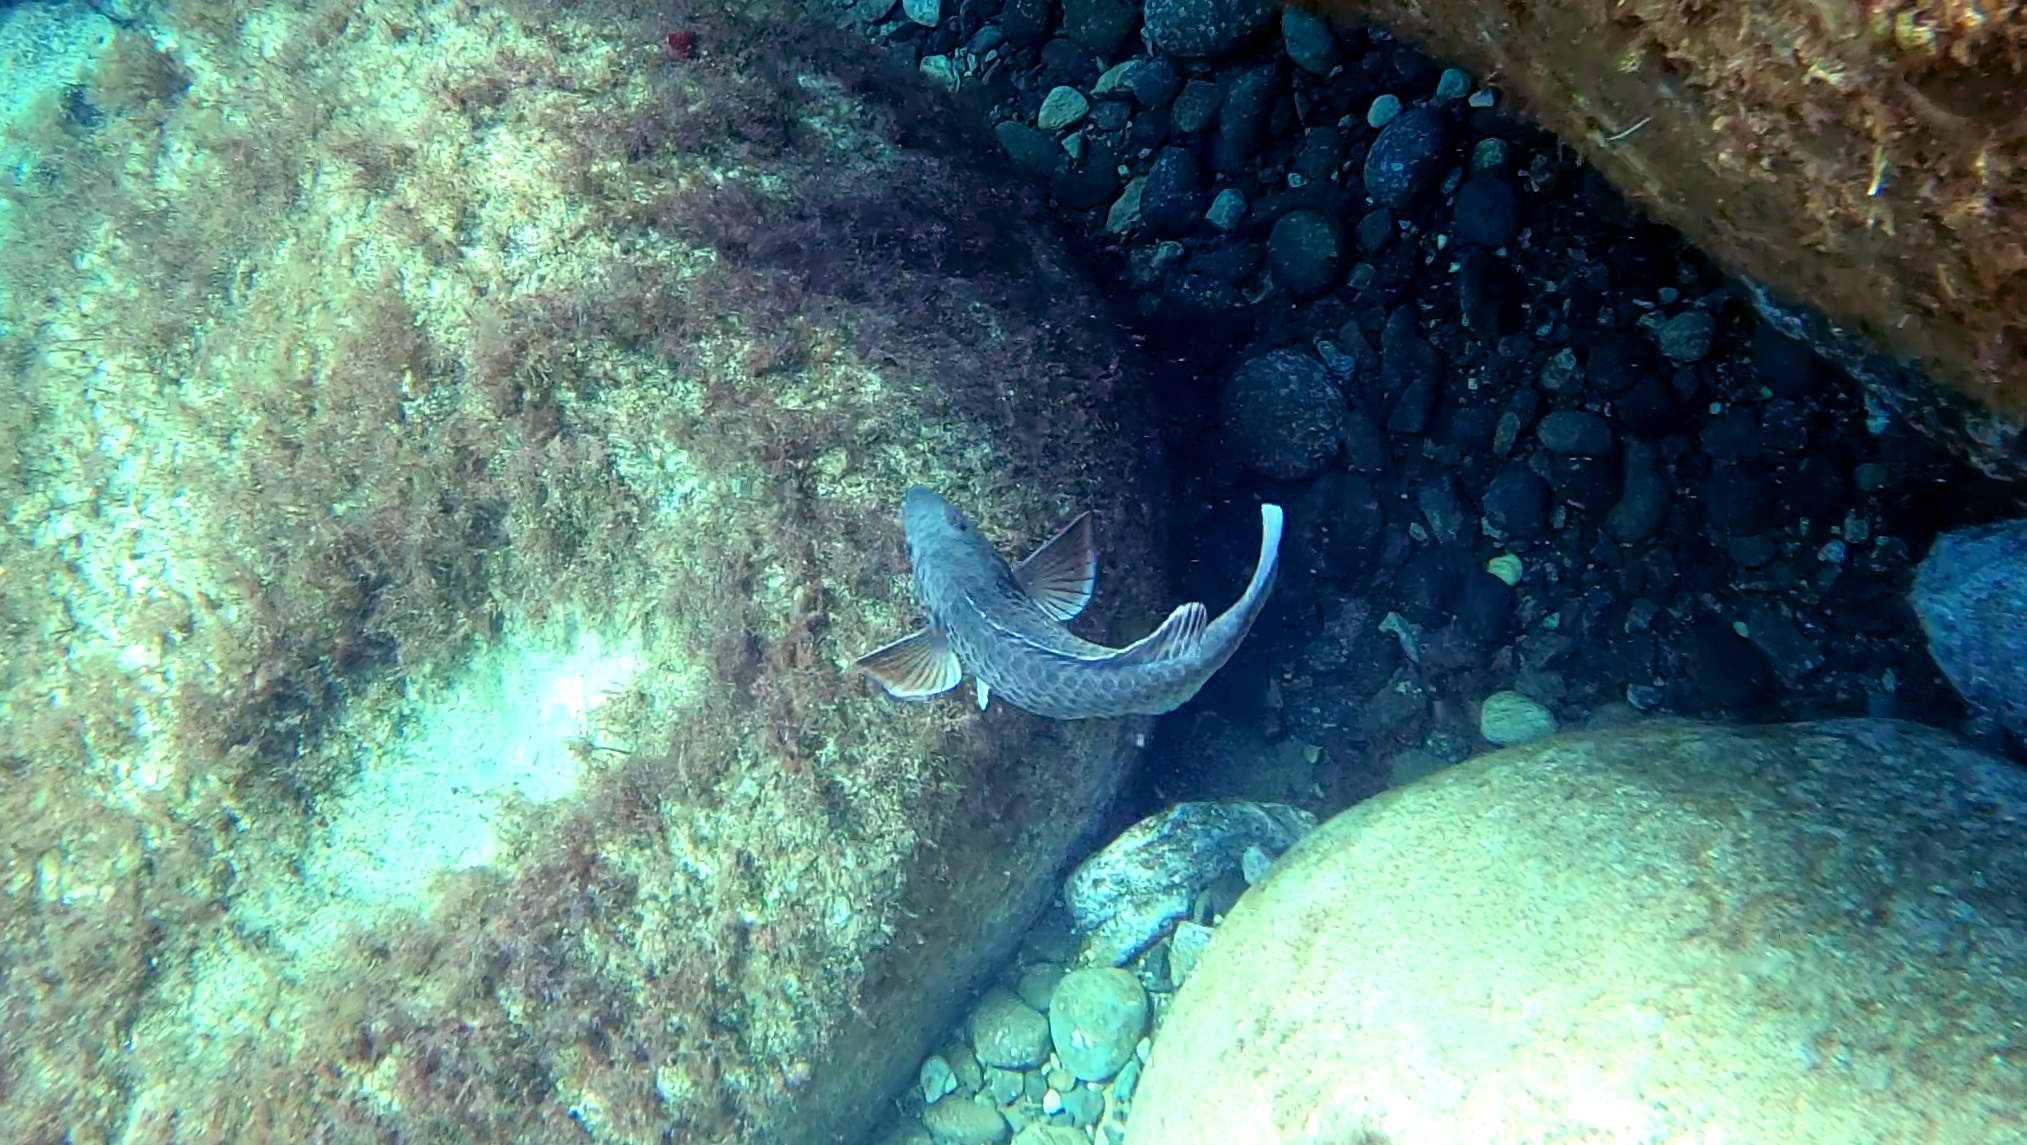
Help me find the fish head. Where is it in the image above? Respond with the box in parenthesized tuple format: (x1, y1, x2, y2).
(903, 485, 980, 555)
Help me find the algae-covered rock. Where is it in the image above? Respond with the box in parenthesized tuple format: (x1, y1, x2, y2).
(0, 2, 1163, 1142)
(1292, 0, 2027, 459)
(1128, 719, 2027, 1143)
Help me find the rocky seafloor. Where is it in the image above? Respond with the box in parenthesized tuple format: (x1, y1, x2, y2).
(816, 0, 2027, 1140)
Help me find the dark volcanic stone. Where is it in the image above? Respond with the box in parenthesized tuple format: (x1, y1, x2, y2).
(1268, 209, 1344, 297)
(1052, 158, 1122, 211)
(1039, 37, 1100, 86)
(1170, 79, 1223, 133)
(1222, 349, 1347, 479)
(1362, 107, 1448, 209)
(1000, 0, 1052, 46)
(1164, 274, 1251, 344)
(1216, 66, 1277, 163)
(1482, 467, 1551, 538)
(1189, 240, 1264, 283)
(1143, 0, 1275, 58)
(1131, 59, 1182, 108)
(1703, 463, 1771, 536)
(1456, 570, 1515, 646)
(1380, 310, 1444, 436)
(1062, 0, 1138, 54)
(1585, 334, 1653, 394)
(1684, 620, 1772, 713)
(1457, 250, 1521, 337)
(996, 120, 1062, 178)
(1142, 147, 1205, 237)
(1293, 127, 1348, 181)
(1536, 410, 1614, 456)
(1614, 374, 1681, 439)
(1394, 547, 1459, 626)
(1281, 8, 1339, 76)
(1785, 455, 1849, 521)
(1089, 100, 1132, 131)
(1451, 172, 1520, 248)
(1126, 109, 1170, 151)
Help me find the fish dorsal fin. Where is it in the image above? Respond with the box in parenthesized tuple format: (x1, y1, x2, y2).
(1107, 601, 1208, 666)
(856, 626, 963, 699)
(1013, 511, 1096, 623)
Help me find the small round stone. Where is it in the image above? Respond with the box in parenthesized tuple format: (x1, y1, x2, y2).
(1036, 86, 1091, 131)
(1366, 92, 1403, 129)
(1479, 690, 1557, 746)
(971, 990, 1052, 1069)
(921, 1095, 1009, 1144)
(1048, 967, 1149, 1081)
(1222, 349, 1347, 480)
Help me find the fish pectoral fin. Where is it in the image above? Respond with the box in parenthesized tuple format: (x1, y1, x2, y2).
(1013, 510, 1097, 622)
(975, 680, 991, 710)
(855, 626, 963, 699)
(1108, 601, 1209, 665)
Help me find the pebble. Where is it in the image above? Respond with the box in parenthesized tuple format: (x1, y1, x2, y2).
(1048, 968, 1149, 1081)
(1105, 177, 1145, 235)
(1365, 92, 1402, 129)
(920, 1055, 958, 1103)
(1267, 209, 1343, 296)
(1656, 308, 1717, 362)
(922, 1095, 1010, 1144)
(1536, 409, 1614, 456)
(1478, 690, 1557, 746)
(1205, 187, 1247, 232)
(1036, 86, 1090, 131)
(1168, 921, 1215, 985)
(1435, 66, 1472, 101)
(1170, 79, 1222, 133)
(971, 990, 1052, 1070)
(1061, 0, 1137, 54)
(1142, 0, 1275, 57)
(1452, 172, 1520, 248)
(919, 54, 961, 91)
(1482, 467, 1552, 538)
(1486, 553, 1524, 586)
(1140, 147, 1205, 237)
(1016, 963, 1064, 1012)
(1363, 107, 1448, 209)
(1606, 440, 1669, 543)
(1280, 7, 1339, 75)
(1221, 349, 1347, 481)
(1470, 136, 1509, 173)
(995, 121, 1061, 178)
(902, 0, 940, 26)
(1064, 800, 1317, 965)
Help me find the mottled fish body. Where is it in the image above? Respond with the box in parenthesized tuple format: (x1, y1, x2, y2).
(855, 486, 1281, 719)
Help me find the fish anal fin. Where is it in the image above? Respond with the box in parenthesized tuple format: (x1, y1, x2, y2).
(1109, 601, 1209, 666)
(856, 627, 963, 699)
(1013, 511, 1096, 622)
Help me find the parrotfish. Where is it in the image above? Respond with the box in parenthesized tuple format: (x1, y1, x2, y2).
(855, 486, 1282, 719)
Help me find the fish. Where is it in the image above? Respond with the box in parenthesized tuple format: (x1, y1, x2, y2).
(854, 485, 1282, 719)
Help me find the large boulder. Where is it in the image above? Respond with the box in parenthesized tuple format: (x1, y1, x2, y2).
(0, 4, 1162, 1143)
(1294, 0, 2027, 448)
(1128, 719, 2027, 1142)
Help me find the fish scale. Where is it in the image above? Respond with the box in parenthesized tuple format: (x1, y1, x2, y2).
(855, 486, 1282, 720)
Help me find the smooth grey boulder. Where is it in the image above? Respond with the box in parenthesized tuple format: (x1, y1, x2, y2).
(1913, 517, 2027, 741)
(1128, 720, 2027, 1143)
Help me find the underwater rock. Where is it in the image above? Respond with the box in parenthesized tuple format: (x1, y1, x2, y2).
(1064, 799, 1317, 965)
(1291, 0, 2027, 435)
(0, 4, 1164, 1143)
(1126, 719, 2027, 1142)
(1913, 518, 2027, 743)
